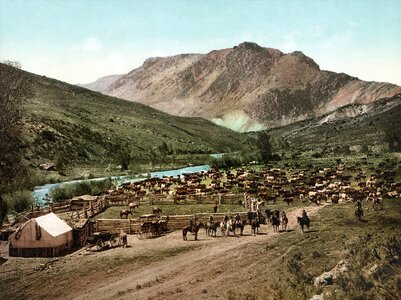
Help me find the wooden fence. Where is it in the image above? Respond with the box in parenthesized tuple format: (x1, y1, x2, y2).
(95, 212, 248, 233)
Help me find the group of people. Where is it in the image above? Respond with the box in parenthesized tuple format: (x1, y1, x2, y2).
(203, 208, 310, 232)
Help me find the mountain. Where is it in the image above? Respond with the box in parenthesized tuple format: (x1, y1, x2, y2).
(78, 74, 123, 94)
(0, 63, 249, 171)
(82, 42, 401, 132)
(266, 93, 401, 155)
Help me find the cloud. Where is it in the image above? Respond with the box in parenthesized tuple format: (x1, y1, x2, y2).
(81, 36, 102, 51)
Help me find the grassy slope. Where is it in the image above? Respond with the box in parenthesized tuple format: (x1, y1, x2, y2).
(265, 95, 401, 154)
(5, 64, 249, 173)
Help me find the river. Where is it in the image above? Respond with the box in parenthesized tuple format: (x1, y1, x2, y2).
(33, 164, 210, 206)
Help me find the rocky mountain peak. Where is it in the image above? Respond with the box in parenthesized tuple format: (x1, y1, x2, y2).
(81, 42, 401, 132)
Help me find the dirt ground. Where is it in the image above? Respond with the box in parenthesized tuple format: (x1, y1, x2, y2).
(0, 205, 324, 300)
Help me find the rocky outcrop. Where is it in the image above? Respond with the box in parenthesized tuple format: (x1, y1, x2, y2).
(82, 42, 401, 132)
(314, 260, 349, 287)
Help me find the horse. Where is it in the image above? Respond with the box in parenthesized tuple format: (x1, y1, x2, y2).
(220, 220, 228, 236)
(228, 219, 246, 236)
(251, 218, 261, 235)
(152, 207, 162, 217)
(182, 222, 204, 241)
(265, 209, 272, 221)
(355, 207, 363, 221)
(128, 202, 139, 212)
(271, 215, 280, 233)
(205, 221, 219, 237)
(297, 216, 310, 232)
(120, 210, 133, 219)
(281, 214, 288, 232)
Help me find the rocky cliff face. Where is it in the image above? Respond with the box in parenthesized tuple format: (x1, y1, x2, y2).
(81, 42, 401, 132)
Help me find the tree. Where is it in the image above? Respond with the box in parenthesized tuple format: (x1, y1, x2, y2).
(158, 141, 169, 164)
(114, 144, 131, 170)
(257, 131, 272, 162)
(0, 195, 8, 225)
(0, 62, 33, 194)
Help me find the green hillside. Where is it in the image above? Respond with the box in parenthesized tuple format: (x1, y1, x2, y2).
(2, 64, 249, 176)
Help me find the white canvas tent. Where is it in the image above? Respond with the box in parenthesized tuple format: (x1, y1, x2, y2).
(9, 213, 73, 257)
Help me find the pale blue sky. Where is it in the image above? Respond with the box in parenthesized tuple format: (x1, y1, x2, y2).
(1, 0, 400, 85)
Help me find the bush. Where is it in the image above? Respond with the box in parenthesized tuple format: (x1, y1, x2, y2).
(0, 195, 9, 224)
(50, 186, 72, 201)
(50, 178, 115, 202)
(3, 190, 35, 213)
(54, 153, 68, 172)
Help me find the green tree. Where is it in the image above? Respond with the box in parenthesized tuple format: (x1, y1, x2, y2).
(0, 195, 8, 225)
(114, 144, 131, 170)
(158, 141, 169, 164)
(0, 62, 33, 194)
(257, 131, 272, 162)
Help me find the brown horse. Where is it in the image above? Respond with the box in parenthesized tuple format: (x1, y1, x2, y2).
(251, 218, 261, 235)
(228, 219, 246, 236)
(183, 222, 204, 240)
(205, 221, 219, 237)
(128, 202, 139, 212)
(271, 213, 280, 233)
(120, 210, 133, 219)
(281, 214, 288, 232)
(297, 216, 310, 232)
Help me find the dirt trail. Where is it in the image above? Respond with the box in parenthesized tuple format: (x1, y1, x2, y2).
(72, 205, 324, 300)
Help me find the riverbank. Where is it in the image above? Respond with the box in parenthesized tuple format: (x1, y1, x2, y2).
(33, 165, 211, 206)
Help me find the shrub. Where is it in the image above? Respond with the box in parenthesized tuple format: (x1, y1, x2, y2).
(0, 195, 9, 224)
(50, 178, 115, 202)
(54, 153, 68, 172)
(3, 190, 35, 213)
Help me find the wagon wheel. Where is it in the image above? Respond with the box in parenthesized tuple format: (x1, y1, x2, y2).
(136, 230, 145, 240)
(109, 234, 120, 247)
(145, 228, 153, 239)
(96, 239, 105, 250)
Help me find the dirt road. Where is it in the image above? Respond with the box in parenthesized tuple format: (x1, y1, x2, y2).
(72, 205, 323, 300)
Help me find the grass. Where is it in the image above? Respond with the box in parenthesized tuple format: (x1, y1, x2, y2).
(223, 198, 401, 300)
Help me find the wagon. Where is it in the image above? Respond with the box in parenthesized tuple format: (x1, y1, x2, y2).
(87, 232, 120, 251)
(136, 214, 168, 239)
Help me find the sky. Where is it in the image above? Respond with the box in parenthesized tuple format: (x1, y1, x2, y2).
(1, 0, 400, 85)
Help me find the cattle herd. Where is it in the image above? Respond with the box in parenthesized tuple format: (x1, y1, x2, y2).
(101, 158, 401, 241)
(108, 160, 400, 207)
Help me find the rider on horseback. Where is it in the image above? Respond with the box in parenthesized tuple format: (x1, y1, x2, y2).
(247, 210, 253, 223)
(302, 210, 309, 222)
(235, 213, 241, 223)
(209, 215, 214, 224)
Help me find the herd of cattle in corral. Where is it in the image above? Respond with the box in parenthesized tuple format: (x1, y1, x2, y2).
(105, 161, 400, 213)
(95, 160, 400, 240)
